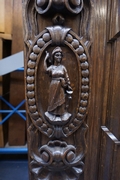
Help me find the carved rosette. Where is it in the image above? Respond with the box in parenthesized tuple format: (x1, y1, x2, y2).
(26, 26, 89, 139)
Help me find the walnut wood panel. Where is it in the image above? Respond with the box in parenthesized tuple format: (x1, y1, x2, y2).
(98, 127, 120, 180)
(98, 0, 120, 179)
(108, 0, 120, 41)
(106, 36, 120, 140)
(104, 0, 120, 140)
(84, 1, 109, 179)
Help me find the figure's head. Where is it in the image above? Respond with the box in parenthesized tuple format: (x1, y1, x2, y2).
(52, 47, 63, 64)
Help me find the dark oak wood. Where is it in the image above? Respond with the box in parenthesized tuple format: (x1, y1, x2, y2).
(22, 0, 120, 179)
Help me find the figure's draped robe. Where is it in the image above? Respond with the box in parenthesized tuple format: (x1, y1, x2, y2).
(47, 65, 70, 115)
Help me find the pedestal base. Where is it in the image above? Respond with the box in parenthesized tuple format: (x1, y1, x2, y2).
(45, 111, 71, 125)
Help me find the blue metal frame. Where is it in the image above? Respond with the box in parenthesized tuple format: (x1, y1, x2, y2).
(0, 68, 28, 154)
(0, 147, 28, 154)
(0, 97, 26, 125)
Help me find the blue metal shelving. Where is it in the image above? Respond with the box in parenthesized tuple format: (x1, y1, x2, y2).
(0, 68, 28, 154)
(0, 147, 28, 154)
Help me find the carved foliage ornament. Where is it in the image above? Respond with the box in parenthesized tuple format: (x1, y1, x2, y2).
(26, 26, 89, 139)
(35, 0, 84, 14)
(30, 139, 85, 179)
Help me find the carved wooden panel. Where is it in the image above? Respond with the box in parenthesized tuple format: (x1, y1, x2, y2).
(107, 0, 120, 41)
(99, 34, 120, 179)
(23, 0, 120, 180)
(23, 0, 91, 179)
(98, 0, 120, 179)
(99, 127, 120, 180)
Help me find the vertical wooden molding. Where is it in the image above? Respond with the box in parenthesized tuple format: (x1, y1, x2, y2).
(99, 127, 120, 180)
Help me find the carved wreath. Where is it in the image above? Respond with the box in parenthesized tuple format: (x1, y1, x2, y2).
(26, 26, 89, 137)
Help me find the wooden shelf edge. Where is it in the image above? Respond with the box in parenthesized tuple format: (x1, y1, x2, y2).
(0, 33, 12, 40)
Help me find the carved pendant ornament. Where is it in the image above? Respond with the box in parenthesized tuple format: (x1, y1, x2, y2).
(23, 0, 90, 179)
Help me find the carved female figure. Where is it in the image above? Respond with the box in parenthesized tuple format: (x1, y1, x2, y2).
(44, 47, 73, 124)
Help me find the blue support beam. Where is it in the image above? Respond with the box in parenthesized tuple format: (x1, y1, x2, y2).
(0, 147, 28, 154)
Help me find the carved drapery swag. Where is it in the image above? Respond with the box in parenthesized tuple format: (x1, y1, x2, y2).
(22, 0, 91, 179)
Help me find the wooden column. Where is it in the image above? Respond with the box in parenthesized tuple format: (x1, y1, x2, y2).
(22, 0, 120, 180)
(23, 1, 91, 179)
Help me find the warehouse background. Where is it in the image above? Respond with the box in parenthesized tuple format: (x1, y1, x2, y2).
(0, 0, 26, 148)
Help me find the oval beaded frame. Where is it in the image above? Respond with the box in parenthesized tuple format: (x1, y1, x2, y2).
(26, 28, 90, 137)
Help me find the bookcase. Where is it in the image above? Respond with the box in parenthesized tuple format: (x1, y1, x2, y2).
(0, 0, 27, 154)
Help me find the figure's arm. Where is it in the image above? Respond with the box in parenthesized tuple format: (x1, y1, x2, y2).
(61, 66, 73, 95)
(44, 51, 50, 72)
(64, 67, 72, 90)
